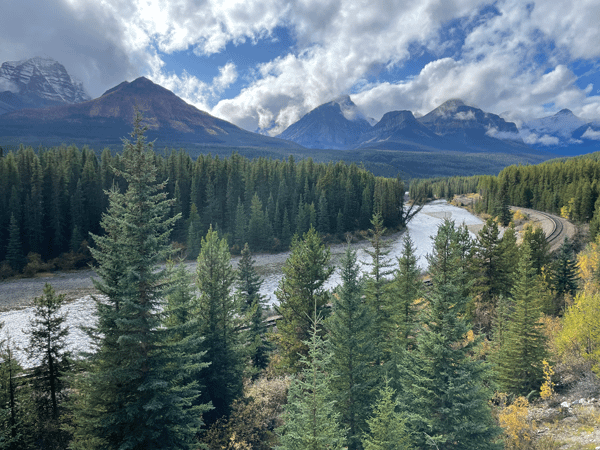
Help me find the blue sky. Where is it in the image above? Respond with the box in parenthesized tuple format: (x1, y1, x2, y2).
(2, 0, 600, 141)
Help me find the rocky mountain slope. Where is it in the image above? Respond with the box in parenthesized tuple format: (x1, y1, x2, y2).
(0, 57, 90, 114)
(0, 76, 301, 148)
(276, 95, 372, 149)
(279, 97, 536, 155)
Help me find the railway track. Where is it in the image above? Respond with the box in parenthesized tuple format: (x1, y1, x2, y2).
(511, 206, 568, 250)
(535, 210, 564, 246)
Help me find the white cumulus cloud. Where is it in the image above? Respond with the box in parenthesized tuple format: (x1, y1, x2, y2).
(0, 78, 18, 93)
(2, 0, 600, 133)
(582, 127, 600, 140)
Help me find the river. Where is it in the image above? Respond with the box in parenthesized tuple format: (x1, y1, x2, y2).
(0, 200, 483, 367)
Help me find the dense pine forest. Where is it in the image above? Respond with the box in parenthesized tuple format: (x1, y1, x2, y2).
(0, 140, 406, 278)
(2, 119, 600, 449)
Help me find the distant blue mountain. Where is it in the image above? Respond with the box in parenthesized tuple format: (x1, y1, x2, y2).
(520, 109, 600, 155)
(279, 97, 537, 155)
(276, 95, 372, 149)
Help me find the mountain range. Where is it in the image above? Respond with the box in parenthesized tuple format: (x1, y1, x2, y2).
(0, 56, 598, 176)
(276, 97, 599, 156)
(0, 65, 300, 149)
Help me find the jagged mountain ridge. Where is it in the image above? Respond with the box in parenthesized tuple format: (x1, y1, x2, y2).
(279, 97, 533, 154)
(278, 97, 600, 155)
(0, 57, 90, 114)
(356, 110, 454, 151)
(417, 99, 521, 142)
(0, 76, 301, 148)
(276, 96, 372, 149)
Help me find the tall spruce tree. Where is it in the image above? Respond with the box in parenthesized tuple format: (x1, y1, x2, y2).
(186, 203, 202, 259)
(195, 226, 243, 424)
(522, 225, 550, 275)
(364, 213, 394, 364)
(0, 337, 28, 450)
(6, 214, 25, 273)
(494, 241, 547, 397)
(390, 232, 422, 348)
(69, 113, 207, 450)
(236, 243, 271, 376)
(470, 218, 510, 334)
(276, 316, 346, 450)
(326, 243, 377, 450)
(551, 237, 579, 315)
(273, 227, 333, 373)
(26, 283, 71, 450)
(397, 219, 502, 450)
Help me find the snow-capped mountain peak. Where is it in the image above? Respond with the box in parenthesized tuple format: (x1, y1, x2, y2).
(330, 94, 372, 123)
(0, 56, 90, 108)
(522, 109, 587, 138)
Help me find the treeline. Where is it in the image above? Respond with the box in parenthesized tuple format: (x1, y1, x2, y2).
(410, 154, 600, 235)
(0, 143, 406, 277)
(409, 174, 481, 200)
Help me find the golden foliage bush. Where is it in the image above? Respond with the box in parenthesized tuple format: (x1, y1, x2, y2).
(556, 291, 600, 375)
(498, 396, 533, 450)
(513, 209, 528, 223)
(576, 238, 600, 294)
(540, 360, 555, 400)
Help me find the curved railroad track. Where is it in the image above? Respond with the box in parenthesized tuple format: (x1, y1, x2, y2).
(511, 207, 572, 251)
(536, 210, 564, 246)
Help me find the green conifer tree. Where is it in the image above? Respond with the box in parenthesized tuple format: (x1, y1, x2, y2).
(26, 283, 71, 449)
(494, 241, 548, 397)
(195, 226, 243, 424)
(327, 243, 377, 450)
(551, 237, 578, 315)
(397, 219, 502, 450)
(0, 337, 29, 450)
(364, 213, 394, 364)
(186, 203, 202, 259)
(521, 225, 550, 275)
(362, 382, 412, 450)
(276, 316, 346, 450)
(237, 243, 271, 375)
(234, 197, 247, 250)
(69, 113, 207, 450)
(274, 227, 333, 373)
(470, 218, 509, 334)
(390, 232, 422, 348)
(6, 214, 25, 273)
(248, 193, 269, 251)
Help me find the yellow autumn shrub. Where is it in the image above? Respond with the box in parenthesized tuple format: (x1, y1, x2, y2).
(498, 396, 533, 450)
(539, 360, 554, 400)
(556, 291, 600, 375)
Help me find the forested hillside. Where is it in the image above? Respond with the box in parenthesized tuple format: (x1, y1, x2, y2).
(3, 119, 600, 449)
(0, 142, 406, 278)
(410, 153, 600, 236)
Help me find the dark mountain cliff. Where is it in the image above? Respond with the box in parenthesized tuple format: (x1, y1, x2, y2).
(276, 96, 372, 149)
(0, 76, 301, 148)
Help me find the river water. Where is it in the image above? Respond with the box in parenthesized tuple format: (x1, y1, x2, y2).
(0, 200, 483, 367)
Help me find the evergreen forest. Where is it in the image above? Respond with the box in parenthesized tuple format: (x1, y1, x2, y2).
(0, 139, 405, 278)
(2, 120, 600, 449)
